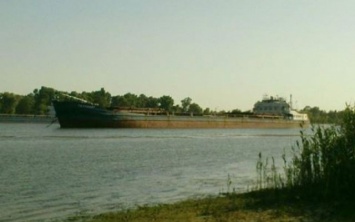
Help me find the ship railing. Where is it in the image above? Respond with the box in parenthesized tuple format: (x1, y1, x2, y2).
(55, 93, 95, 105)
(253, 114, 285, 119)
(111, 107, 166, 115)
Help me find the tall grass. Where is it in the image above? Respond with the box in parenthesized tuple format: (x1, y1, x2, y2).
(257, 105, 355, 200)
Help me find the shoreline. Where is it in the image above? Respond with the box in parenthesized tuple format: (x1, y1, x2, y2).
(0, 114, 55, 123)
(67, 190, 355, 222)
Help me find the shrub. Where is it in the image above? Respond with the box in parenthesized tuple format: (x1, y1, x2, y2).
(258, 105, 355, 200)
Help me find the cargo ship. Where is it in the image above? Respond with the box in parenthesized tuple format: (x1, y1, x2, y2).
(52, 94, 309, 129)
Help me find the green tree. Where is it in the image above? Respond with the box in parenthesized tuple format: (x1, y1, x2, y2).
(0, 92, 20, 114)
(90, 88, 111, 107)
(302, 106, 330, 124)
(181, 97, 192, 113)
(111, 93, 139, 107)
(125, 93, 139, 107)
(16, 94, 35, 114)
(146, 96, 160, 108)
(111, 93, 160, 108)
(111, 95, 124, 107)
(159, 95, 174, 112)
(327, 110, 343, 124)
(172, 105, 182, 113)
(203, 107, 211, 115)
(231, 109, 242, 114)
(188, 103, 203, 115)
(137, 94, 148, 108)
(33, 86, 56, 115)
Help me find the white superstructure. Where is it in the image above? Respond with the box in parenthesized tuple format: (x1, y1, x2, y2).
(253, 95, 308, 121)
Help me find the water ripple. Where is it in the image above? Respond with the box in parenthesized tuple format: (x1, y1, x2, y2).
(0, 124, 304, 221)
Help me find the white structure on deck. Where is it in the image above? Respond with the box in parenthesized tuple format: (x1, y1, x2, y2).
(289, 110, 308, 121)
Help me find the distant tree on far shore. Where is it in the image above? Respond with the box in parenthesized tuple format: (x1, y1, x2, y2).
(181, 97, 192, 113)
(203, 108, 211, 115)
(33, 86, 56, 115)
(16, 94, 35, 114)
(301, 106, 344, 124)
(90, 88, 111, 108)
(0, 92, 20, 114)
(159, 95, 174, 112)
(188, 103, 203, 115)
(111, 93, 138, 108)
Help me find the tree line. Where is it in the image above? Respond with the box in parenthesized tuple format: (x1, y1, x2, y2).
(301, 106, 345, 124)
(0, 86, 212, 116)
(0, 86, 345, 124)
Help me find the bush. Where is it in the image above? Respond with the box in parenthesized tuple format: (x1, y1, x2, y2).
(258, 105, 355, 200)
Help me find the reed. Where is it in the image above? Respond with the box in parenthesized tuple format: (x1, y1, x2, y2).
(257, 105, 355, 201)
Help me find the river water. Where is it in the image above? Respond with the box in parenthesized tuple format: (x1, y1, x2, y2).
(0, 123, 305, 221)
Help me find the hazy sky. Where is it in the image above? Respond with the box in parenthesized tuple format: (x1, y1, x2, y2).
(1, 1, 354, 111)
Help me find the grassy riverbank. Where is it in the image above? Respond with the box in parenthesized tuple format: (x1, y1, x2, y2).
(68, 191, 355, 222)
(67, 105, 355, 222)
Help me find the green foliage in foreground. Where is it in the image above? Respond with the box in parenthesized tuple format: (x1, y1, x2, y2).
(257, 105, 355, 201)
